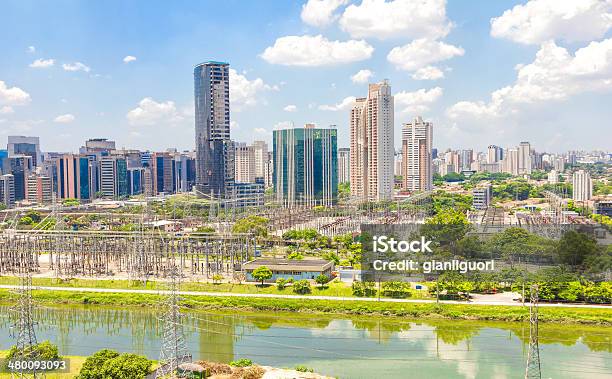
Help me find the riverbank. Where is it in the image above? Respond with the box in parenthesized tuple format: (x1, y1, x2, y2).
(0, 288, 609, 325)
(0, 351, 85, 379)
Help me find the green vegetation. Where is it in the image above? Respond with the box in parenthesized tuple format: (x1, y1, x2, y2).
(232, 215, 269, 237)
(5, 340, 59, 362)
(295, 365, 314, 373)
(229, 358, 253, 367)
(251, 266, 272, 285)
(77, 349, 152, 379)
(431, 191, 472, 214)
(62, 198, 80, 207)
(1, 289, 609, 325)
(292, 279, 311, 294)
(315, 274, 330, 287)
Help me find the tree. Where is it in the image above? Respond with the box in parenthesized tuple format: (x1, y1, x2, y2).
(251, 266, 272, 285)
(6, 341, 59, 362)
(212, 274, 223, 284)
(195, 225, 216, 233)
(315, 274, 329, 287)
(98, 353, 152, 379)
(232, 215, 269, 237)
(287, 251, 304, 260)
(276, 277, 287, 290)
(556, 230, 600, 267)
(292, 279, 311, 294)
(77, 349, 120, 379)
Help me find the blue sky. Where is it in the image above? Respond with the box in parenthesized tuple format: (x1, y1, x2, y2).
(0, 0, 610, 153)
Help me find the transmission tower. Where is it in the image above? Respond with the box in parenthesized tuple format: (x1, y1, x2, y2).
(156, 265, 191, 378)
(9, 270, 43, 378)
(525, 284, 541, 379)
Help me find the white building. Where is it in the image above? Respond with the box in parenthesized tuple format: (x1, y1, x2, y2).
(547, 170, 558, 184)
(402, 117, 433, 191)
(518, 141, 532, 175)
(234, 143, 256, 183)
(349, 80, 394, 201)
(572, 170, 592, 202)
(338, 147, 350, 184)
(503, 148, 519, 176)
(252, 140, 268, 181)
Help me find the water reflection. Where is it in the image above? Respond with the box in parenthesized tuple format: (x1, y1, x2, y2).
(0, 305, 610, 378)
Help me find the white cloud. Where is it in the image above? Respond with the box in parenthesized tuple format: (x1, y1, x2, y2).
(0, 81, 31, 106)
(127, 97, 182, 125)
(412, 66, 445, 80)
(351, 69, 373, 83)
(254, 127, 268, 134)
(318, 96, 356, 111)
(29, 58, 55, 68)
(261, 35, 374, 66)
(123, 55, 137, 63)
(447, 39, 612, 118)
(301, 0, 348, 27)
(229, 69, 277, 112)
(0, 106, 14, 114)
(387, 38, 464, 71)
(27, 46, 36, 53)
(62, 62, 91, 72)
(273, 121, 294, 130)
(491, 0, 612, 45)
(339, 0, 452, 40)
(395, 87, 443, 114)
(283, 104, 298, 112)
(53, 114, 75, 123)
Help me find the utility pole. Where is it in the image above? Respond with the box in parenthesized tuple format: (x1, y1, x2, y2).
(10, 269, 43, 378)
(525, 284, 541, 379)
(156, 265, 191, 378)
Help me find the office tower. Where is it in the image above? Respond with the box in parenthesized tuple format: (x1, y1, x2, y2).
(443, 151, 460, 174)
(273, 124, 338, 207)
(553, 156, 565, 172)
(548, 170, 558, 184)
(26, 175, 52, 204)
(9, 155, 33, 201)
(194, 61, 233, 198)
(80, 138, 116, 154)
(338, 147, 351, 184)
(8, 136, 41, 167)
(152, 153, 173, 194)
(472, 184, 492, 210)
(234, 143, 256, 183)
(56, 154, 93, 201)
(172, 153, 196, 193)
(252, 141, 268, 182)
(349, 80, 394, 201)
(459, 149, 473, 171)
(487, 145, 503, 164)
(518, 142, 532, 175)
(128, 167, 144, 195)
(264, 151, 273, 188)
(572, 170, 592, 202)
(402, 117, 433, 192)
(0, 174, 15, 208)
(143, 167, 154, 197)
(503, 148, 519, 176)
(100, 156, 129, 199)
(431, 148, 438, 160)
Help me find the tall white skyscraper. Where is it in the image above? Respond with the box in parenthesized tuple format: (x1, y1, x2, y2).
(518, 141, 532, 175)
(487, 145, 503, 164)
(402, 117, 433, 191)
(349, 80, 394, 201)
(252, 140, 268, 180)
(572, 170, 592, 202)
(503, 148, 519, 175)
(337, 147, 350, 184)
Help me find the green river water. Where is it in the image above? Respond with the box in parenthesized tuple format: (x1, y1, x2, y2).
(0, 305, 610, 378)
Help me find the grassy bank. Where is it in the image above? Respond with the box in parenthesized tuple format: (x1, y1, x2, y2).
(0, 288, 609, 325)
(0, 276, 431, 299)
(0, 351, 85, 379)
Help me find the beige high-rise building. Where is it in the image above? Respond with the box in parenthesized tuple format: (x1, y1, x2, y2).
(252, 140, 268, 181)
(349, 80, 394, 201)
(338, 147, 350, 184)
(572, 170, 592, 202)
(518, 141, 532, 175)
(234, 143, 256, 183)
(402, 117, 433, 191)
(503, 148, 519, 176)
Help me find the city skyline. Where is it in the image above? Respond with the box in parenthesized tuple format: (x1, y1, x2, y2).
(0, 0, 610, 153)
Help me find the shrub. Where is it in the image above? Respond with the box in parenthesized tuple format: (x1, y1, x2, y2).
(77, 349, 120, 379)
(381, 281, 412, 298)
(295, 365, 314, 372)
(6, 340, 59, 362)
(352, 281, 377, 297)
(78, 350, 151, 379)
(292, 279, 311, 294)
(276, 278, 287, 290)
(287, 251, 304, 260)
(230, 358, 253, 367)
(315, 274, 330, 287)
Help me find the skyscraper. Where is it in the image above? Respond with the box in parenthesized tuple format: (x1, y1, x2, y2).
(402, 117, 433, 192)
(487, 145, 503, 164)
(234, 143, 256, 183)
(273, 124, 338, 207)
(194, 61, 233, 198)
(8, 136, 41, 167)
(503, 148, 519, 176)
(518, 141, 532, 175)
(572, 170, 592, 202)
(349, 80, 394, 201)
(337, 147, 350, 184)
(252, 140, 269, 182)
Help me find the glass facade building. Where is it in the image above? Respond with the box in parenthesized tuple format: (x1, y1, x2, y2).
(194, 61, 233, 198)
(273, 125, 338, 207)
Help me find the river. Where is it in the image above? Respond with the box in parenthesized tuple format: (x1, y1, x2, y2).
(0, 305, 610, 378)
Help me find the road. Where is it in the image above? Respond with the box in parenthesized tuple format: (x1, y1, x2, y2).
(0, 284, 609, 309)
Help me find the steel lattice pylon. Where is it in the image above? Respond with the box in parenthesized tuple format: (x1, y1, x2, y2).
(525, 284, 541, 379)
(156, 266, 192, 378)
(10, 271, 44, 378)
